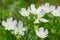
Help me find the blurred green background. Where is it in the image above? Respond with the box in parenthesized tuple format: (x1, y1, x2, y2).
(0, 0, 60, 40)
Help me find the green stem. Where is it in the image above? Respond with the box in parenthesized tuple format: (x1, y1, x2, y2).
(15, 34, 21, 40)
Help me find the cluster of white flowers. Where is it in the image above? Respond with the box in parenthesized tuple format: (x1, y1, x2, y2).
(2, 17, 27, 36)
(2, 3, 60, 39)
(2, 17, 48, 39)
(19, 3, 60, 38)
(19, 3, 60, 23)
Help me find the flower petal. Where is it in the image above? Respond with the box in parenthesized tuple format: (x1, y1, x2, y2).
(39, 18, 48, 22)
(34, 19, 39, 23)
(39, 27, 44, 32)
(36, 6, 42, 13)
(44, 29, 48, 35)
(27, 7, 31, 12)
(2, 21, 7, 27)
(21, 8, 26, 12)
(50, 6, 56, 12)
(22, 27, 27, 31)
(12, 20, 17, 26)
(7, 17, 13, 23)
(57, 6, 60, 11)
(31, 4, 36, 11)
(45, 3, 50, 7)
(37, 11, 45, 17)
(18, 21, 23, 27)
(19, 32, 24, 36)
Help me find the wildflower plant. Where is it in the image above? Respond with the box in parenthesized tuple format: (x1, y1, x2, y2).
(1, 3, 60, 40)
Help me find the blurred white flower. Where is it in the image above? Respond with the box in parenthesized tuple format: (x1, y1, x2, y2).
(34, 11, 48, 23)
(41, 3, 51, 13)
(30, 4, 36, 14)
(19, 7, 30, 16)
(50, 6, 60, 16)
(35, 27, 48, 38)
(30, 4, 42, 15)
(30, 4, 48, 23)
(2, 17, 17, 30)
(13, 21, 27, 36)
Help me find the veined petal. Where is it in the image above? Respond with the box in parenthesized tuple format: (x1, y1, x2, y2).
(39, 18, 48, 22)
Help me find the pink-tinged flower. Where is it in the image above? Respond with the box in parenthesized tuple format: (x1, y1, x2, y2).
(50, 6, 60, 16)
(2, 17, 17, 30)
(30, 4, 48, 23)
(30, 4, 42, 15)
(19, 7, 30, 16)
(41, 3, 51, 13)
(12, 21, 27, 36)
(34, 11, 48, 23)
(35, 27, 48, 38)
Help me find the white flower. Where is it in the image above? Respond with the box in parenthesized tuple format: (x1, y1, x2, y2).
(34, 11, 48, 23)
(41, 3, 51, 13)
(2, 17, 17, 30)
(30, 4, 42, 15)
(12, 21, 27, 36)
(30, 4, 36, 14)
(19, 7, 30, 16)
(30, 4, 48, 23)
(50, 6, 60, 16)
(35, 27, 48, 38)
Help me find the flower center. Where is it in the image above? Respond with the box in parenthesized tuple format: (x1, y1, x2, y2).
(18, 27, 22, 31)
(24, 12, 29, 16)
(54, 11, 59, 16)
(44, 8, 49, 13)
(40, 32, 45, 38)
(8, 24, 12, 28)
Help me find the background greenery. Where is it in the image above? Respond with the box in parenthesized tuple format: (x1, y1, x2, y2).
(0, 0, 60, 40)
